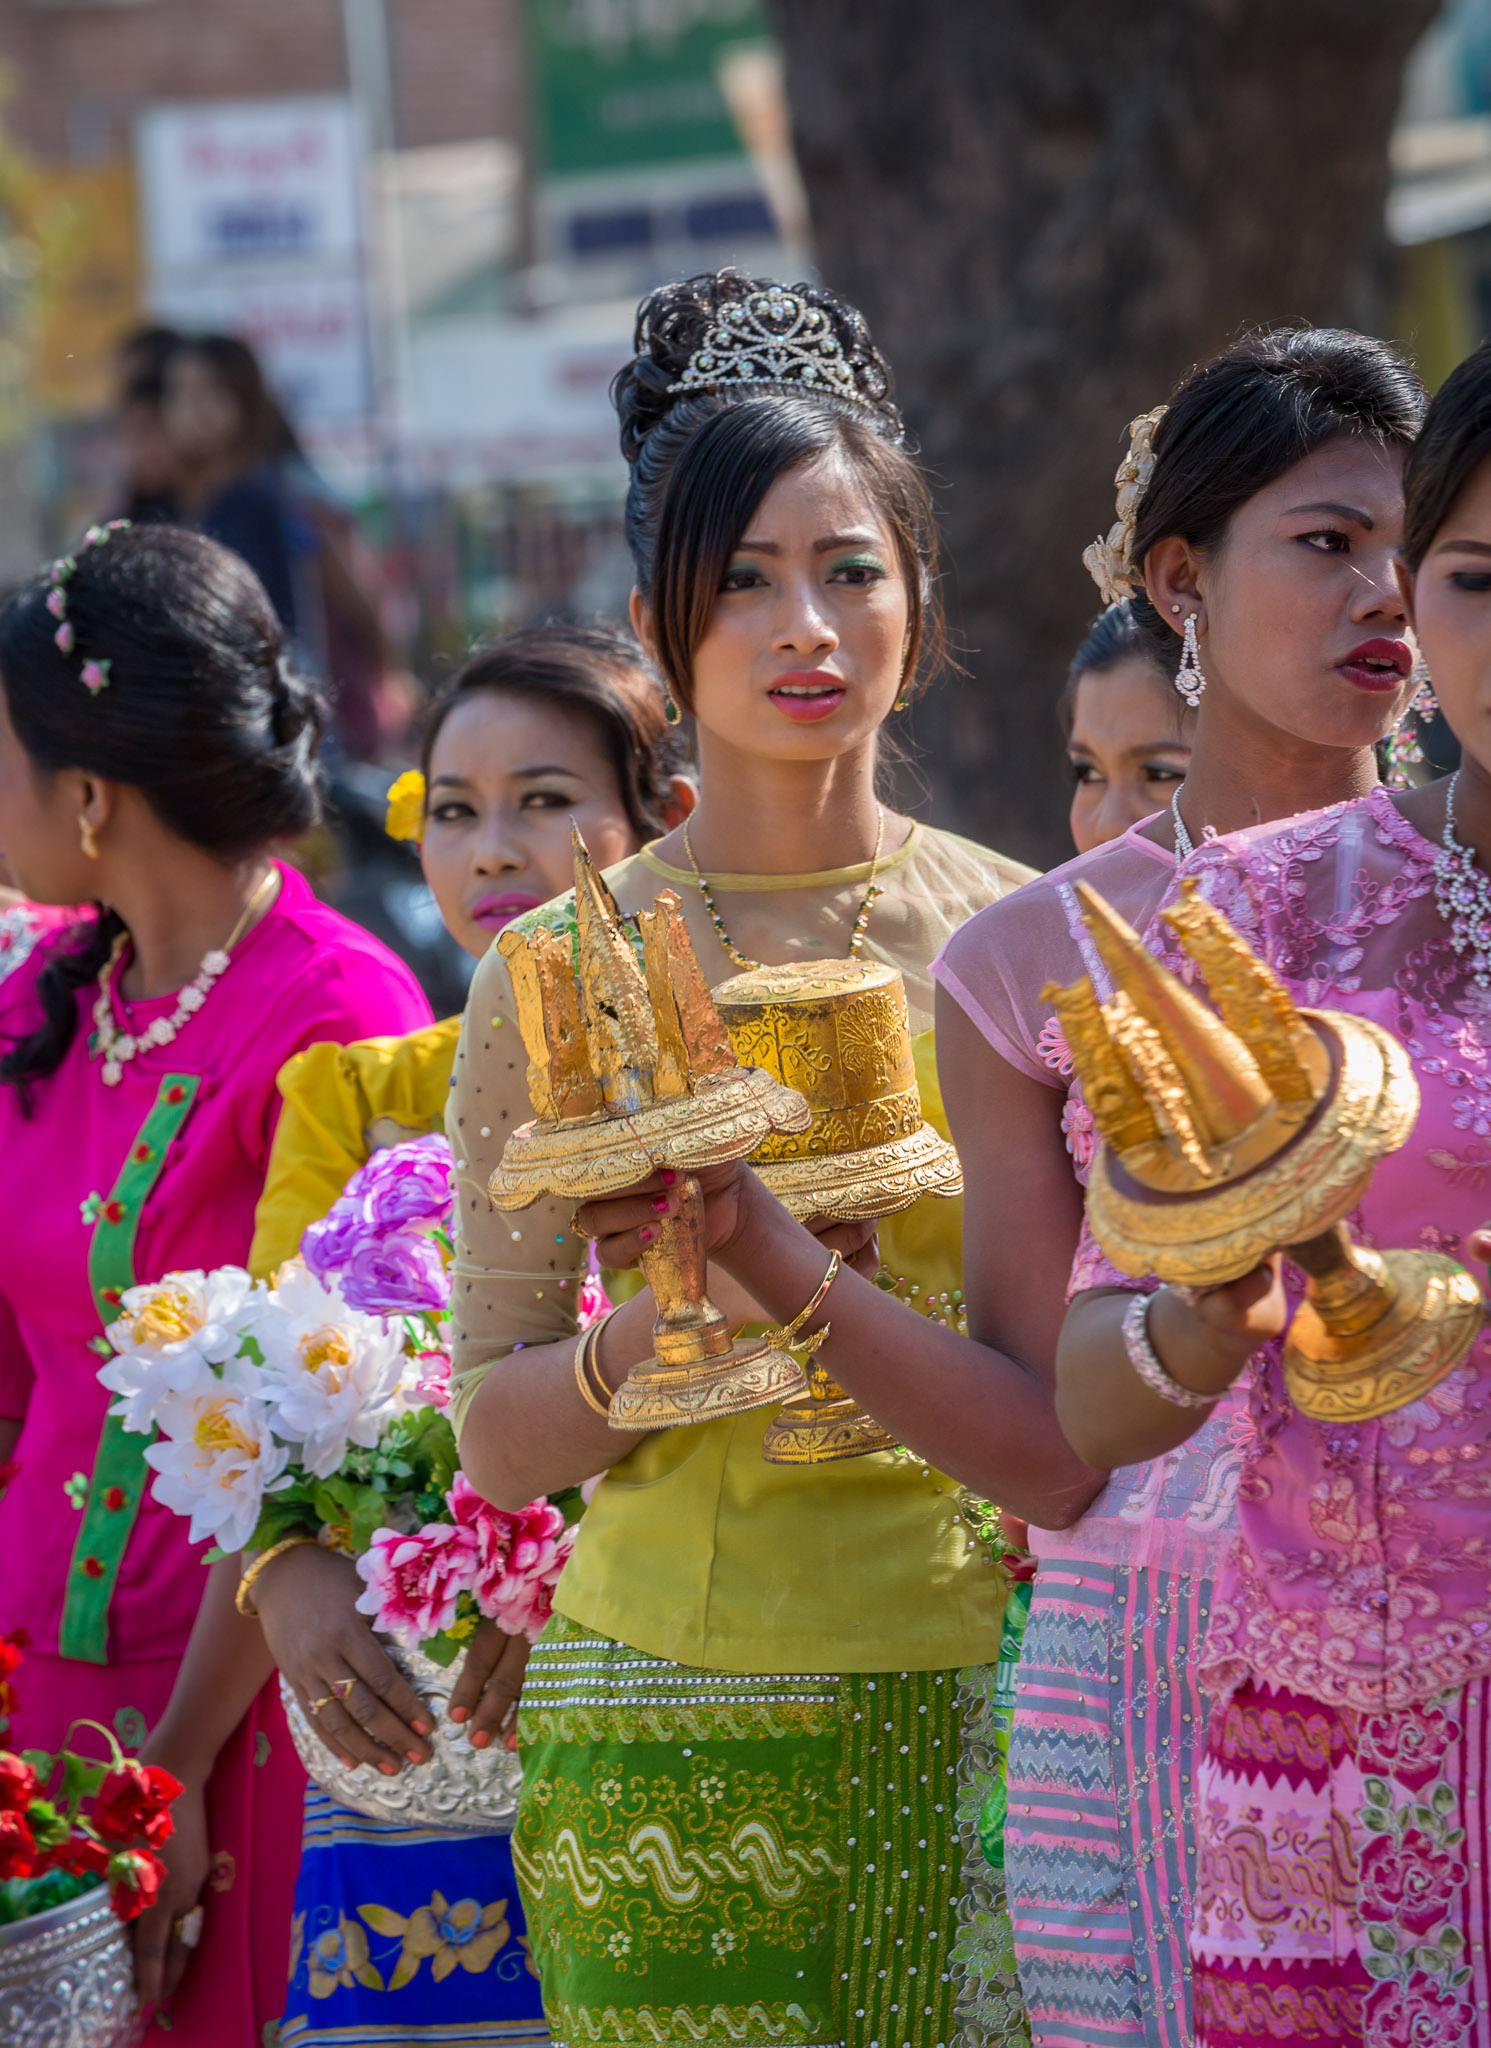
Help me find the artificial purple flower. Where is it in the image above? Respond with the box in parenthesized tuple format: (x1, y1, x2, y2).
(348, 1138, 455, 1235)
(300, 1196, 370, 1287)
(339, 1232, 449, 1317)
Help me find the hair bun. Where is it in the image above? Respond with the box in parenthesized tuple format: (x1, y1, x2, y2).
(612, 268, 901, 464)
(270, 658, 322, 751)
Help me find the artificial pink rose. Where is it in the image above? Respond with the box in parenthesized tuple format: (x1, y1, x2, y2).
(1359, 1826, 1465, 1937)
(411, 1347, 452, 1409)
(1060, 1094, 1096, 1170)
(445, 1479, 574, 1641)
(1366, 1976, 1476, 2048)
(354, 1522, 481, 1648)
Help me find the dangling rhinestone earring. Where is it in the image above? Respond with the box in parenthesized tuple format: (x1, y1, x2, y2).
(663, 691, 683, 727)
(1174, 613, 1206, 709)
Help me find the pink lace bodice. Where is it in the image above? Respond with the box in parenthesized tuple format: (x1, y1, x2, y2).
(1072, 787, 1491, 1713)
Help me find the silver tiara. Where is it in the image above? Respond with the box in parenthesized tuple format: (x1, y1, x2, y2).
(667, 285, 867, 408)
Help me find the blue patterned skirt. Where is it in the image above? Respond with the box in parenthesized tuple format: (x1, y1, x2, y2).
(278, 1786, 549, 2046)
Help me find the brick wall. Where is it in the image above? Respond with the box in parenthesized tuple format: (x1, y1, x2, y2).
(0, 0, 519, 164)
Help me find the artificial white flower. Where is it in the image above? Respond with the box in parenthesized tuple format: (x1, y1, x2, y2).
(143, 1355, 288, 1551)
(98, 1266, 262, 1434)
(252, 1260, 406, 1479)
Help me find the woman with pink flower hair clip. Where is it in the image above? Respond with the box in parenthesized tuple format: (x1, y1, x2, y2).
(0, 521, 431, 2045)
(146, 623, 690, 2048)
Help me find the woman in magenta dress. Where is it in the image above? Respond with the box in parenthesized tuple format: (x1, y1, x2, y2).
(0, 523, 430, 2042)
(1054, 338, 1491, 2047)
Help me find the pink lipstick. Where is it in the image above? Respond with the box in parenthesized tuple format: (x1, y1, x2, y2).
(1338, 639, 1412, 693)
(470, 891, 540, 933)
(768, 669, 847, 723)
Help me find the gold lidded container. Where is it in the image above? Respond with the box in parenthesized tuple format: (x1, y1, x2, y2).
(1047, 878, 1483, 1423)
(714, 957, 962, 1463)
(488, 829, 813, 1431)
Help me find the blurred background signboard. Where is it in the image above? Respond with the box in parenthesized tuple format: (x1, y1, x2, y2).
(136, 96, 373, 454)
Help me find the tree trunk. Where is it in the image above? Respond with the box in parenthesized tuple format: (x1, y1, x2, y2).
(765, 0, 1442, 868)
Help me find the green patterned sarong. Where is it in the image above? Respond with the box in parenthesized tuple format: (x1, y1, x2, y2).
(514, 1615, 1027, 2048)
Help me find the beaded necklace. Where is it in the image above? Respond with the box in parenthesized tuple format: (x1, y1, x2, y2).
(1435, 771, 1491, 992)
(92, 867, 280, 1086)
(682, 808, 887, 973)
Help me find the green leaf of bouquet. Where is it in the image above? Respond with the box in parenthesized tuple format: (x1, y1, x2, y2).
(418, 1632, 461, 1668)
(60, 1755, 107, 1808)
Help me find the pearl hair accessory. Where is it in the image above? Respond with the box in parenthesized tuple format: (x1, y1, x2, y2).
(45, 520, 131, 691)
(1083, 407, 1167, 605)
(92, 867, 280, 1085)
(667, 284, 868, 411)
(1435, 770, 1491, 991)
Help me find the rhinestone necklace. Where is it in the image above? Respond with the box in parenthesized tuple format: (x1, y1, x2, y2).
(682, 808, 887, 973)
(1435, 771, 1491, 991)
(93, 866, 280, 1085)
(1170, 789, 1194, 861)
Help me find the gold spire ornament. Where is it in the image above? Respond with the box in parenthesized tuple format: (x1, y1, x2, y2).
(489, 830, 813, 1430)
(714, 958, 962, 1463)
(1046, 879, 1483, 1423)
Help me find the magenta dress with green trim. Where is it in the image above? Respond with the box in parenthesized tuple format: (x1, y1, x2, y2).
(0, 865, 429, 2046)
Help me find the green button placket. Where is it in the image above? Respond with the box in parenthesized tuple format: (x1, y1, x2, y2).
(59, 1074, 201, 1664)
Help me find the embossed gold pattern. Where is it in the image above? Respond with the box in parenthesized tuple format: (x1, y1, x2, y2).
(1051, 878, 1484, 1422)
(491, 830, 811, 1431)
(714, 958, 956, 1461)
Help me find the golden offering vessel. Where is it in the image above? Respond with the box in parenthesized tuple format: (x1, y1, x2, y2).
(714, 958, 962, 1464)
(489, 830, 813, 1431)
(1044, 878, 1482, 1423)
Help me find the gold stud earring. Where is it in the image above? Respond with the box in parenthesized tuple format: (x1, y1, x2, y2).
(79, 816, 99, 860)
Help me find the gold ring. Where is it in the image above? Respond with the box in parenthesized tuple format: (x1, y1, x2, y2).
(332, 1677, 357, 1702)
(307, 1694, 336, 1715)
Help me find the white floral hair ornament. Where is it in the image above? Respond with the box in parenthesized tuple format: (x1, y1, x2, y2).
(45, 519, 131, 692)
(1082, 408, 1167, 605)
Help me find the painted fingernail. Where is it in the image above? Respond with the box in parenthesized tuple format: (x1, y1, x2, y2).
(410, 1718, 430, 1735)
(651, 1195, 669, 1212)
(406, 1749, 424, 1764)
(660, 1169, 677, 1185)
(639, 1227, 654, 1244)
(471, 1728, 491, 1749)
(504, 1729, 519, 1752)
(447, 1705, 468, 1723)
(379, 1760, 400, 1775)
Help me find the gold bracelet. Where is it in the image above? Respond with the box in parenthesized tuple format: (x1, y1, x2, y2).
(768, 1249, 842, 1351)
(573, 1320, 612, 1421)
(235, 1533, 318, 1618)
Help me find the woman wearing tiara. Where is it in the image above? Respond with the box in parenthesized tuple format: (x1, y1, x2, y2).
(929, 331, 1427, 2047)
(448, 270, 1059, 2048)
(1050, 335, 1491, 2048)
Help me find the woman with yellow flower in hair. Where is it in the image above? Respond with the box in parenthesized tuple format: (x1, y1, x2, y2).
(146, 622, 692, 2048)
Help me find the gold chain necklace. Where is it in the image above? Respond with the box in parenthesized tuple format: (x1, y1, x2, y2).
(682, 808, 887, 973)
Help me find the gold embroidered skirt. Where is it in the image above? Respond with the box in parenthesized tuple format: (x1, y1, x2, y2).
(513, 1615, 1026, 2048)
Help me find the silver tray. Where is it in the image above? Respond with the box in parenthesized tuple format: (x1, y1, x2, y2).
(280, 1639, 523, 1832)
(0, 1883, 139, 2048)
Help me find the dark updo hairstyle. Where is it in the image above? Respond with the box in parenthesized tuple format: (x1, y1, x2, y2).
(1056, 599, 1175, 740)
(420, 623, 688, 843)
(0, 523, 325, 1107)
(1402, 339, 1491, 572)
(612, 268, 943, 713)
(1129, 327, 1426, 654)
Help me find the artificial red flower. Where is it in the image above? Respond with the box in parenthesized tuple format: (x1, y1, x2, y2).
(0, 1807, 36, 1881)
(46, 1831, 110, 1878)
(0, 1460, 18, 1497)
(0, 1752, 36, 1814)
(0, 1630, 25, 1719)
(92, 1761, 182, 1849)
(106, 1846, 165, 1921)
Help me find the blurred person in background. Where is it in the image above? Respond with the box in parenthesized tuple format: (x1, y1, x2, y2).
(223, 624, 689, 2047)
(112, 325, 183, 525)
(0, 524, 432, 2044)
(160, 335, 404, 762)
(1061, 598, 1192, 852)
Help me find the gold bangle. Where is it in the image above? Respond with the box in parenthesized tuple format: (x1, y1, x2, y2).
(573, 1321, 611, 1421)
(235, 1533, 318, 1618)
(769, 1249, 842, 1350)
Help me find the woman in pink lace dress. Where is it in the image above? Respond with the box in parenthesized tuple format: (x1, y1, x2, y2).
(933, 329, 1426, 2048)
(1054, 338, 1491, 2047)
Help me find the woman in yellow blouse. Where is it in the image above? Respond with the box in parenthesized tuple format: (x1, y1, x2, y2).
(449, 272, 1090, 2048)
(164, 624, 690, 2048)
